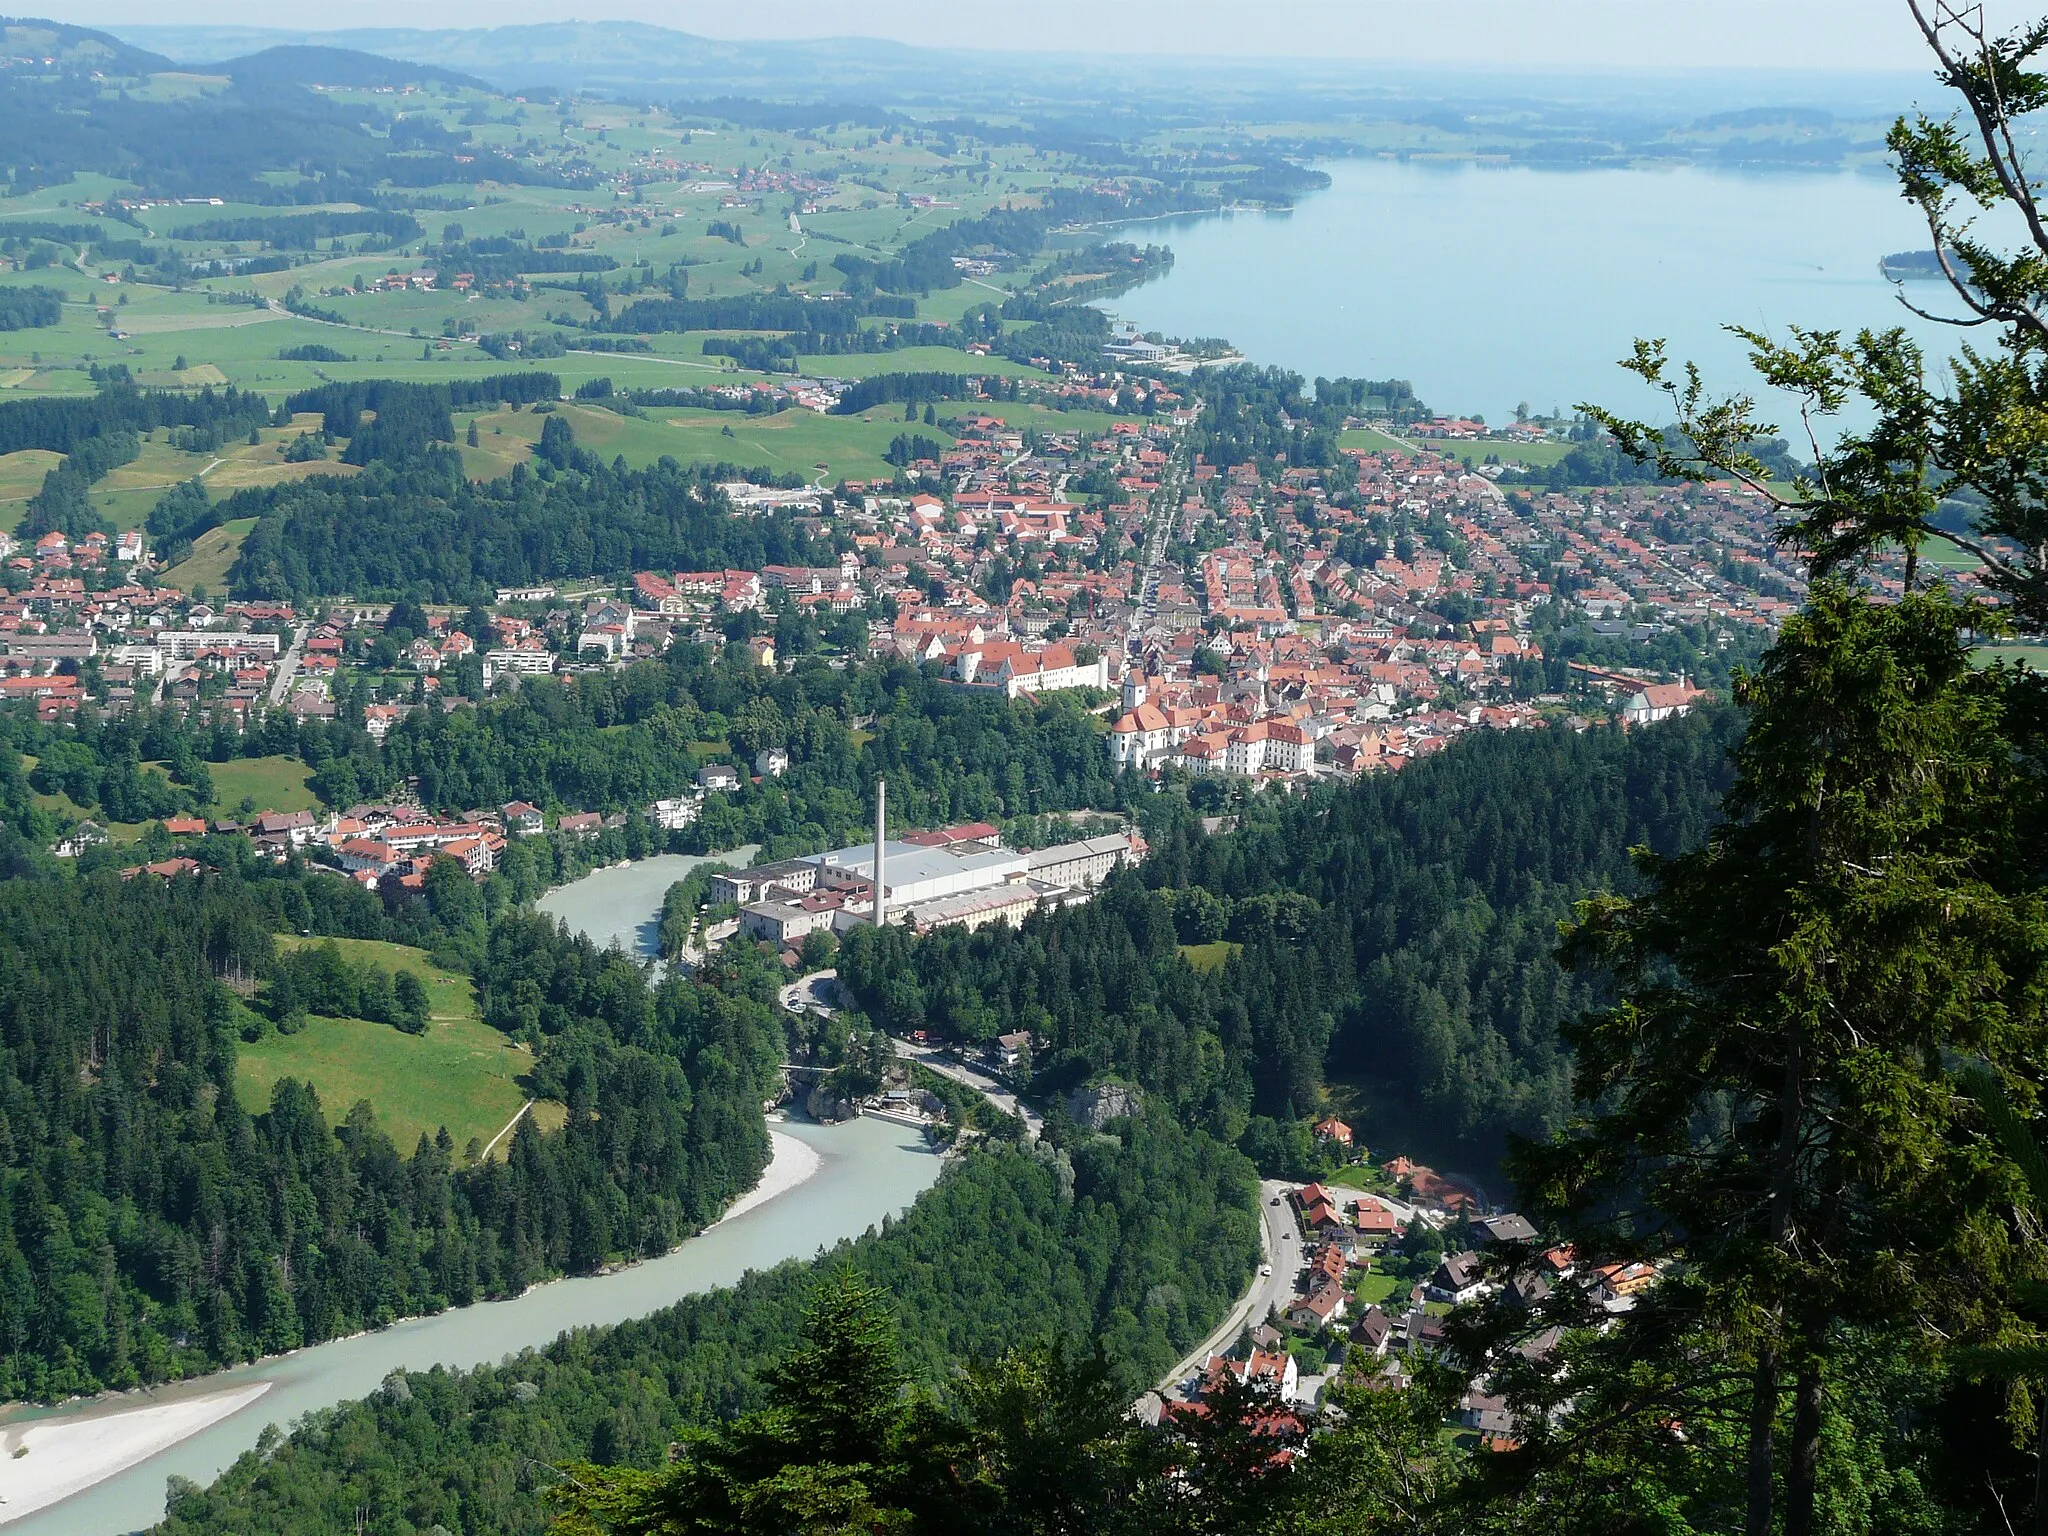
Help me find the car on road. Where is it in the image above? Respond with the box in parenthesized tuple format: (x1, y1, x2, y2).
(1259, 1263, 1273, 1277)
(1269, 1196, 1283, 1206)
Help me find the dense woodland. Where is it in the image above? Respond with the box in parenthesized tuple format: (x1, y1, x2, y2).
(0, 871, 777, 1402)
(151, 1119, 1258, 1536)
(0, 284, 61, 330)
(212, 440, 829, 603)
(843, 708, 1741, 1169)
(0, 380, 273, 458)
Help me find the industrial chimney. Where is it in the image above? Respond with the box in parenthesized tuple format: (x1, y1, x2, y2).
(872, 778, 887, 928)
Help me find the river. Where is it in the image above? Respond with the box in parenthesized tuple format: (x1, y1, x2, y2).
(536, 847, 758, 959)
(0, 852, 939, 1536)
(1103, 157, 1969, 429)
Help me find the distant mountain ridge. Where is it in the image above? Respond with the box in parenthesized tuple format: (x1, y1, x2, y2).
(110, 20, 1923, 123)
(214, 44, 491, 94)
(0, 15, 169, 76)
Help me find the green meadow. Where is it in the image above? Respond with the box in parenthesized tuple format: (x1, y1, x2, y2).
(238, 937, 553, 1158)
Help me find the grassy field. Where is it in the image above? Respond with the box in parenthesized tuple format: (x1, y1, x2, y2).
(1326, 1164, 1393, 1193)
(652, 405, 952, 480)
(1177, 941, 1242, 974)
(205, 755, 320, 816)
(0, 447, 61, 506)
(951, 399, 1134, 438)
(1420, 436, 1577, 469)
(238, 937, 546, 1158)
(88, 421, 356, 531)
(453, 384, 1084, 487)
(25, 752, 314, 831)
(1336, 427, 1577, 469)
(0, 417, 354, 535)
(1353, 1270, 1405, 1308)
(1337, 426, 1416, 456)
(791, 345, 1037, 380)
(159, 515, 257, 594)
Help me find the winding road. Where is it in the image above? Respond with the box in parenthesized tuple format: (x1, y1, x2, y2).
(1156, 1180, 1297, 1393)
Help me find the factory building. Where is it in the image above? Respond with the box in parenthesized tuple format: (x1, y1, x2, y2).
(732, 779, 1145, 948)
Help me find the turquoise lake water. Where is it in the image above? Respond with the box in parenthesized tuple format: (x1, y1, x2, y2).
(1105, 156, 1968, 429)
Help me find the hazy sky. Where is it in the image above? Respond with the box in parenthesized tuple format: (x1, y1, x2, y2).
(45, 0, 1974, 73)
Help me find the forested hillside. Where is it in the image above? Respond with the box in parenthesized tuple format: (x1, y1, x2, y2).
(0, 873, 777, 1402)
(150, 1122, 1257, 1536)
(220, 448, 825, 603)
(842, 708, 1743, 1167)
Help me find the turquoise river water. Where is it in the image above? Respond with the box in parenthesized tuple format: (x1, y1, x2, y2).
(0, 855, 938, 1535)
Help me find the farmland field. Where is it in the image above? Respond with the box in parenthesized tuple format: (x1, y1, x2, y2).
(789, 345, 1036, 379)
(1337, 426, 1416, 456)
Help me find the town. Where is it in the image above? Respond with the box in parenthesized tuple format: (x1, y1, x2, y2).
(2, 378, 1863, 837)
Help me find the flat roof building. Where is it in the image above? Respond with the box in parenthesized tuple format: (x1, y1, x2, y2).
(805, 837, 1027, 914)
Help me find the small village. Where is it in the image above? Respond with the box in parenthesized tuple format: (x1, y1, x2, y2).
(1145, 1122, 1660, 1458)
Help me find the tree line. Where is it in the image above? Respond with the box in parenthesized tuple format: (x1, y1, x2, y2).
(151, 1115, 1259, 1536)
(203, 436, 829, 603)
(841, 708, 1742, 1172)
(0, 285, 62, 331)
(0, 868, 778, 1403)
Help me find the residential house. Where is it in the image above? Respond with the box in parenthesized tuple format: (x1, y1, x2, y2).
(1621, 679, 1704, 727)
(696, 763, 742, 793)
(1467, 1212, 1541, 1247)
(1349, 1197, 1401, 1250)
(1351, 1305, 1395, 1358)
(253, 811, 318, 847)
(991, 1030, 1033, 1070)
(1426, 1250, 1491, 1305)
(1286, 1283, 1346, 1332)
(647, 794, 702, 831)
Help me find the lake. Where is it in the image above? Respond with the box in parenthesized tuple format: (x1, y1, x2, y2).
(0, 851, 936, 1536)
(1104, 157, 1968, 430)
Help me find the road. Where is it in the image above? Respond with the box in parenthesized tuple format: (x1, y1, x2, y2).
(1156, 1180, 1298, 1394)
(1125, 442, 1187, 652)
(888, 1036, 1044, 1139)
(778, 968, 839, 1016)
(267, 623, 310, 706)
